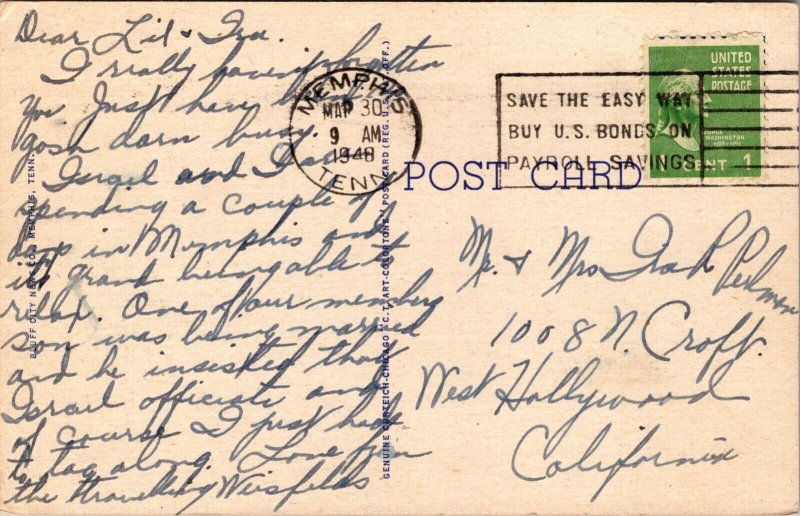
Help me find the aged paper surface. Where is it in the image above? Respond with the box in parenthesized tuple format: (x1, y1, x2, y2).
(1, 2, 798, 514)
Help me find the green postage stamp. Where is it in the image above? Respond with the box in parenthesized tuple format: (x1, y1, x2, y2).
(648, 43, 761, 178)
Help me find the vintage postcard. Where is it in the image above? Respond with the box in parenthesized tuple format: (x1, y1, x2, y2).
(0, 2, 798, 514)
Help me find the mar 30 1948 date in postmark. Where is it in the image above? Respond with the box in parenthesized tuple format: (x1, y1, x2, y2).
(289, 67, 422, 195)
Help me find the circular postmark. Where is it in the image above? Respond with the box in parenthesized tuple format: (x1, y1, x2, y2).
(289, 67, 422, 195)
